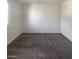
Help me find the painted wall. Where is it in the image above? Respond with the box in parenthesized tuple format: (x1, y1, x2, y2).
(61, 0, 72, 41)
(23, 4, 61, 33)
(7, 1, 22, 44)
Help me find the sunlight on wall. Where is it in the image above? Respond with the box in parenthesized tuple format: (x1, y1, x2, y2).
(23, 4, 60, 33)
(28, 5, 43, 28)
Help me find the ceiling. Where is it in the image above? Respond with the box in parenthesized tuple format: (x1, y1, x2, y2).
(8, 0, 65, 4)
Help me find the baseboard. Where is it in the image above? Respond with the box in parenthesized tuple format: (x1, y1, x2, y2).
(22, 32, 61, 34)
(7, 33, 23, 46)
(61, 32, 72, 41)
(7, 33, 72, 46)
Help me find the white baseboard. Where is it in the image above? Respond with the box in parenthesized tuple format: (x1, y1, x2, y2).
(61, 32, 72, 41)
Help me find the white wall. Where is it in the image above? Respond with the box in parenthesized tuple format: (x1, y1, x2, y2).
(61, 0, 72, 41)
(7, 1, 22, 45)
(23, 4, 61, 33)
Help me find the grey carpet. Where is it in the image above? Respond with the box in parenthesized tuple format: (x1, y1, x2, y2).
(7, 33, 72, 59)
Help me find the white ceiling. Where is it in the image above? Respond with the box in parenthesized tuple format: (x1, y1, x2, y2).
(8, 0, 65, 4)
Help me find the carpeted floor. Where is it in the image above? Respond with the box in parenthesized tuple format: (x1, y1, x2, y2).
(7, 33, 72, 59)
